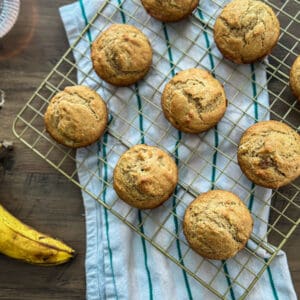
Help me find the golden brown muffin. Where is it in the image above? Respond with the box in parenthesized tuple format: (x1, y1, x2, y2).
(183, 190, 253, 260)
(238, 120, 300, 189)
(113, 144, 178, 209)
(91, 24, 153, 86)
(214, 0, 280, 64)
(44, 85, 108, 148)
(141, 0, 199, 22)
(161, 68, 227, 133)
(290, 55, 300, 101)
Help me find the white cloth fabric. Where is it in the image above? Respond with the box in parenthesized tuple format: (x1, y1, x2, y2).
(60, 1, 297, 299)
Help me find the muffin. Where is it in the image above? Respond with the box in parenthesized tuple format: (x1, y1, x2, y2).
(214, 0, 280, 64)
(290, 55, 300, 101)
(113, 144, 178, 209)
(161, 68, 227, 133)
(141, 0, 199, 22)
(91, 24, 153, 86)
(183, 190, 253, 260)
(238, 120, 300, 189)
(44, 85, 108, 148)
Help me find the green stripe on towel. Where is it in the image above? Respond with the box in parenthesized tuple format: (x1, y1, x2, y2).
(163, 22, 193, 300)
(78, 1, 119, 298)
(251, 64, 279, 300)
(117, 2, 153, 299)
(265, 258, 280, 300)
(197, 8, 236, 300)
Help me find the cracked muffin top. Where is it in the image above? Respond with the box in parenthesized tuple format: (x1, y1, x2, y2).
(214, 0, 280, 64)
(113, 144, 178, 209)
(161, 68, 227, 133)
(238, 120, 300, 189)
(91, 24, 152, 86)
(290, 55, 300, 101)
(183, 190, 253, 260)
(44, 85, 108, 148)
(141, 0, 199, 22)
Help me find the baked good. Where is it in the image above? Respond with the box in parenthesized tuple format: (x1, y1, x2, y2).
(183, 190, 253, 260)
(91, 24, 152, 86)
(141, 0, 199, 22)
(238, 120, 300, 189)
(214, 0, 280, 64)
(113, 144, 178, 209)
(290, 55, 300, 101)
(161, 68, 227, 133)
(44, 85, 108, 148)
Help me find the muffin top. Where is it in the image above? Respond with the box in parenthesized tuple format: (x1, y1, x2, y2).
(44, 85, 108, 148)
(238, 120, 300, 188)
(161, 68, 227, 133)
(183, 190, 253, 260)
(214, 0, 280, 64)
(113, 144, 178, 209)
(91, 24, 152, 86)
(141, 0, 199, 22)
(290, 55, 300, 101)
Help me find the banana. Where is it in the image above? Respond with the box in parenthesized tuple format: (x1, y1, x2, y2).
(0, 203, 75, 265)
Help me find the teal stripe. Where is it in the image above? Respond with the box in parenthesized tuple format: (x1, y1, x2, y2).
(135, 91, 153, 300)
(223, 263, 236, 299)
(248, 64, 258, 216)
(211, 128, 219, 191)
(248, 64, 258, 211)
(163, 25, 176, 77)
(250, 64, 259, 122)
(78, 0, 92, 42)
(197, 8, 236, 300)
(163, 23, 193, 300)
(264, 258, 280, 300)
(250, 64, 279, 300)
(78, 1, 119, 298)
(98, 139, 119, 300)
(117, 2, 153, 299)
(118, 1, 126, 24)
(198, 10, 215, 77)
(137, 210, 154, 300)
(135, 84, 146, 144)
(248, 182, 255, 212)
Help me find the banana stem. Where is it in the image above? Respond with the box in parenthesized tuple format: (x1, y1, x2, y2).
(0, 89, 5, 109)
(0, 140, 13, 161)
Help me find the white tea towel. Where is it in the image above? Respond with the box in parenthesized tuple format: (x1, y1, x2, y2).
(60, 1, 297, 299)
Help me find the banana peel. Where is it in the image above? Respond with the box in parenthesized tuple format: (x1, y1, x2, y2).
(0, 203, 75, 266)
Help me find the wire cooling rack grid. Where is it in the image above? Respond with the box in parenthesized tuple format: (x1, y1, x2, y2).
(13, 0, 299, 299)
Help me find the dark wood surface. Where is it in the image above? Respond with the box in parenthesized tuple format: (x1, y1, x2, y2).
(0, 1, 85, 299)
(0, 1, 299, 299)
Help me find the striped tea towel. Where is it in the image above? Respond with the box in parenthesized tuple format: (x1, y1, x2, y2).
(60, 1, 297, 299)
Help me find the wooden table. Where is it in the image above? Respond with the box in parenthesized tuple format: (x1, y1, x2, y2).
(0, 1, 298, 299)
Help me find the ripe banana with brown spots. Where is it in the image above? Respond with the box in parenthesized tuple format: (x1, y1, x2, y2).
(0, 203, 75, 265)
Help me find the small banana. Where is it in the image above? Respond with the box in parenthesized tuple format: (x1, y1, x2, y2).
(0, 203, 75, 265)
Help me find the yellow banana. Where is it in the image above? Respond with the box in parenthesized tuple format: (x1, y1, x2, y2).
(0, 203, 75, 265)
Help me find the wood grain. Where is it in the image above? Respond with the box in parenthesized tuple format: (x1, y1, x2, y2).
(0, 0, 299, 299)
(0, 1, 85, 299)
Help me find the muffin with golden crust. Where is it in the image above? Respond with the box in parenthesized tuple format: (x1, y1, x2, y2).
(214, 0, 280, 64)
(91, 24, 152, 86)
(161, 68, 227, 133)
(141, 0, 199, 22)
(44, 85, 108, 148)
(113, 144, 178, 209)
(290, 55, 300, 101)
(183, 190, 253, 260)
(238, 120, 300, 188)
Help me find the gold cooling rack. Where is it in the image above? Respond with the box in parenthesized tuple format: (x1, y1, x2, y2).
(12, 0, 299, 299)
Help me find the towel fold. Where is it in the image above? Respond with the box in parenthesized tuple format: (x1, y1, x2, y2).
(60, 1, 297, 299)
